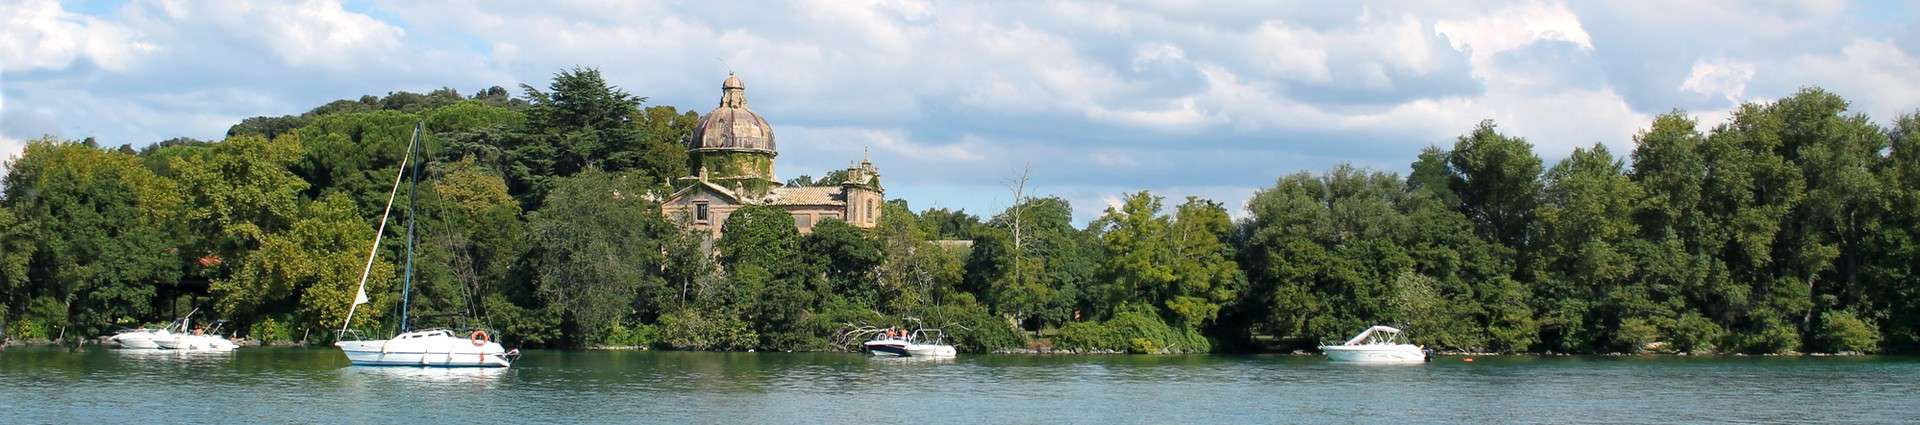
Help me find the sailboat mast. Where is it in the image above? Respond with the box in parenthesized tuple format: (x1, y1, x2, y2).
(400, 122, 421, 333)
(340, 126, 417, 334)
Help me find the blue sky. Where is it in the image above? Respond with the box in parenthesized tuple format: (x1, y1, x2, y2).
(4, 0, 1918, 223)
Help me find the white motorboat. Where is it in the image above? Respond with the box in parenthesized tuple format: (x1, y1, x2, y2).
(336, 329, 518, 367)
(333, 124, 517, 368)
(1319, 325, 1430, 364)
(153, 318, 237, 351)
(110, 328, 170, 349)
(111, 310, 195, 349)
(865, 328, 957, 358)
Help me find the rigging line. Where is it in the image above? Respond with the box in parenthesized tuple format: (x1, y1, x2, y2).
(401, 122, 421, 333)
(341, 125, 420, 333)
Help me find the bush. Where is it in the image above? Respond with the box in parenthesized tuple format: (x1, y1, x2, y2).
(6, 318, 47, 341)
(1666, 313, 1722, 354)
(1055, 305, 1208, 353)
(1056, 321, 1117, 351)
(248, 317, 292, 343)
(806, 299, 886, 351)
(1612, 317, 1661, 353)
(1735, 319, 1801, 354)
(8, 297, 68, 341)
(658, 309, 756, 351)
(600, 322, 658, 348)
(1815, 310, 1880, 353)
(482, 294, 562, 346)
(916, 303, 1024, 353)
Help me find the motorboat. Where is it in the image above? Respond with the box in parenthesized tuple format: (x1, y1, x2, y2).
(1319, 325, 1430, 364)
(110, 310, 195, 349)
(153, 318, 237, 351)
(336, 329, 519, 367)
(864, 328, 957, 358)
(110, 327, 170, 349)
(333, 124, 517, 368)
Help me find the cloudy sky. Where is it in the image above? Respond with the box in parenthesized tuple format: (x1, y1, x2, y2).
(4, 0, 1918, 222)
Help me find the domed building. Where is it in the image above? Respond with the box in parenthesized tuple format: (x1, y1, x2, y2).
(662, 73, 884, 236)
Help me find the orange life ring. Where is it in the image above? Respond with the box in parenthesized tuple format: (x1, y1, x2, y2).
(470, 330, 489, 347)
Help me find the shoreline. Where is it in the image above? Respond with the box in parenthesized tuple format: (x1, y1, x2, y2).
(20, 339, 1882, 358)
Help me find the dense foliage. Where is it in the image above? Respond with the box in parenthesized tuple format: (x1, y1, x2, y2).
(2, 72, 1915, 355)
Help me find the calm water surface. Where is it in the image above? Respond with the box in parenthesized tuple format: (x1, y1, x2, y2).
(2, 346, 1916, 424)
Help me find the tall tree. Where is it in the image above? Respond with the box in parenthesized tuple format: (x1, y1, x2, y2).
(527, 170, 676, 345)
(2, 139, 183, 339)
(716, 205, 818, 350)
(213, 193, 395, 334)
(1447, 120, 1543, 250)
(1534, 143, 1648, 351)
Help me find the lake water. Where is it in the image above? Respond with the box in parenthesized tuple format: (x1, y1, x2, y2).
(2, 347, 1916, 424)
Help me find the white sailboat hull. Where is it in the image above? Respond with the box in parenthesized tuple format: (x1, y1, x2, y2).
(337, 332, 513, 368)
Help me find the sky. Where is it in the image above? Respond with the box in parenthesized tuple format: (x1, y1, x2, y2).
(4, 0, 1918, 223)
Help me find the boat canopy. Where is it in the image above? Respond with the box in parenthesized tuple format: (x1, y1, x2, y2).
(1341, 326, 1406, 346)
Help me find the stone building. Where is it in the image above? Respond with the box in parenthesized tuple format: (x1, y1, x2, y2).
(661, 73, 884, 237)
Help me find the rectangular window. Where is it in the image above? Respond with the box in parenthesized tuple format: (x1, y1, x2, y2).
(695, 203, 709, 222)
(795, 214, 813, 229)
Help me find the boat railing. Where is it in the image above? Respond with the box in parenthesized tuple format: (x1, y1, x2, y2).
(910, 329, 946, 345)
(338, 329, 373, 342)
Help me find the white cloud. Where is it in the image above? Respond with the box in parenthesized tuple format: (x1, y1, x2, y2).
(1249, 21, 1333, 82)
(783, 126, 984, 162)
(0, 134, 24, 181)
(1434, 1, 1592, 81)
(1679, 58, 1758, 103)
(5, 0, 1918, 223)
(125, 0, 407, 70)
(1, 0, 155, 72)
(1794, 38, 1920, 121)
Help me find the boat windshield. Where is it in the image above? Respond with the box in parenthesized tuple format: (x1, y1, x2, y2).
(1342, 326, 1407, 346)
(909, 329, 945, 345)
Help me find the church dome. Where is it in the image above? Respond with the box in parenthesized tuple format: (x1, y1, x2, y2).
(691, 73, 776, 153)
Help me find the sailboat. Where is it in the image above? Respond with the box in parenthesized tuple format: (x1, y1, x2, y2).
(334, 123, 519, 368)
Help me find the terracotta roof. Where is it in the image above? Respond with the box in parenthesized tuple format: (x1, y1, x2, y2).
(770, 187, 844, 205)
(663, 179, 741, 204)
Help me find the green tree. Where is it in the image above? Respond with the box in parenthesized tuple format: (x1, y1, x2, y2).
(717, 205, 820, 351)
(414, 158, 529, 330)
(802, 219, 884, 307)
(507, 68, 690, 210)
(1089, 192, 1240, 335)
(2, 139, 183, 339)
(1533, 143, 1648, 352)
(213, 193, 395, 334)
(527, 170, 675, 345)
(1447, 120, 1543, 250)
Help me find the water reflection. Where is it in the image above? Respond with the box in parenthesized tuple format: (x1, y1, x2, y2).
(339, 365, 510, 387)
(6, 347, 1919, 424)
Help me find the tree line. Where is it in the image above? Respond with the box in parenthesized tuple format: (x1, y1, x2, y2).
(2, 68, 1915, 355)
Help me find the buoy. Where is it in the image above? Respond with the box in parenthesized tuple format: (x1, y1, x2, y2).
(1462, 357, 1475, 362)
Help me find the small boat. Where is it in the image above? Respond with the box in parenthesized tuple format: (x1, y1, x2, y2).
(110, 327, 171, 349)
(153, 318, 237, 351)
(865, 328, 957, 358)
(336, 329, 518, 367)
(110, 310, 195, 349)
(1319, 325, 1430, 364)
(333, 123, 517, 368)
